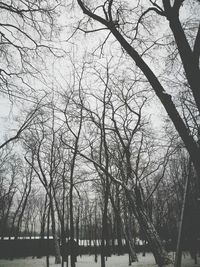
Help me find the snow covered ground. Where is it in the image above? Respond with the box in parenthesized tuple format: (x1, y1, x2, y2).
(0, 253, 199, 267)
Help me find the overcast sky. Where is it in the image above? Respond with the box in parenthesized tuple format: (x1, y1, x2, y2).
(0, 96, 19, 143)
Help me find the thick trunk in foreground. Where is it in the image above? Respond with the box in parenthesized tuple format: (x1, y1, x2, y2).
(109, 26, 200, 183)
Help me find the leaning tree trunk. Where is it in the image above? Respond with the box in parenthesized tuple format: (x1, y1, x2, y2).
(123, 226, 138, 264)
(110, 192, 137, 261)
(126, 221, 138, 263)
(127, 189, 172, 267)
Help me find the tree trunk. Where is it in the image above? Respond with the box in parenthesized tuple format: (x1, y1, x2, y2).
(109, 25, 200, 183)
(46, 205, 50, 267)
(69, 180, 76, 267)
(49, 196, 61, 264)
(174, 161, 191, 267)
(113, 189, 123, 255)
(101, 203, 107, 267)
(110, 190, 137, 260)
(123, 212, 138, 262)
(94, 203, 98, 263)
(127, 190, 172, 267)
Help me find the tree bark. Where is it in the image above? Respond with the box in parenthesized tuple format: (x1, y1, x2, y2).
(49, 196, 61, 264)
(174, 161, 191, 267)
(123, 205, 138, 263)
(127, 190, 172, 267)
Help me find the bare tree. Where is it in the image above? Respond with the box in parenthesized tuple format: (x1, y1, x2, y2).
(23, 106, 63, 264)
(68, 62, 173, 266)
(75, 0, 200, 217)
(13, 159, 33, 239)
(0, 102, 43, 150)
(61, 63, 85, 267)
(0, 0, 62, 98)
(0, 153, 20, 239)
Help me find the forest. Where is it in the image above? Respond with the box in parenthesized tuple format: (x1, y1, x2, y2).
(0, 1, 200, 267)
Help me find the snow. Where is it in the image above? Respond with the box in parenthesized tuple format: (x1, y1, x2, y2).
(0, 253, 199, 267)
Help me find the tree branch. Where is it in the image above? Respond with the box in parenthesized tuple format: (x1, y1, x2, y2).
(77, 0, 109, 27)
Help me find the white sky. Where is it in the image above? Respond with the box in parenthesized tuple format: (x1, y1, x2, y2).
(0, 97, 17, 142)
(0, 0, 197, 146)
